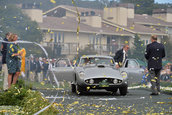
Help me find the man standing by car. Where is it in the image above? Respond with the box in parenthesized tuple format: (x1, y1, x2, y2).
(1, 32, 11, 91)
(145, 35, 165, 95)
(114, 45, 129, 68)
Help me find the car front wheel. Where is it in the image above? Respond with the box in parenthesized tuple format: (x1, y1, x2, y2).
(75, 84, 83, 95)
(119, 86, 127, 96)
(71, 83, 76, 93)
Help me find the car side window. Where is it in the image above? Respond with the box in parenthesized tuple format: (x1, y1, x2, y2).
(127, 60, 138, 68)
(56, 59, 70, 67)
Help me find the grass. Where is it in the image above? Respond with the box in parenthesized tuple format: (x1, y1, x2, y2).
(0, 79, 59, 114)
(0, 75, 3, 91)
(160, 81, 172, 87)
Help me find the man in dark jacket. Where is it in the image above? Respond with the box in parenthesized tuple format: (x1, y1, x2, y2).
(114, 45, 129, 68)
(1, 32, 11, 90)
(145, 35, 165, 95)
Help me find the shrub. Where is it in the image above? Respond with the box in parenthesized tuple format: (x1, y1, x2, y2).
(0, 79, 59, 114)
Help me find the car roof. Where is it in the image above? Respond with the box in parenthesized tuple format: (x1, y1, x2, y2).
(80, 55, 113, 59)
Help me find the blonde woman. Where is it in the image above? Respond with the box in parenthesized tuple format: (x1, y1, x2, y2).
(6, 34, 23, 88)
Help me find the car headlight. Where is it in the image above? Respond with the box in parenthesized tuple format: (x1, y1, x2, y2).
(121, 72, 128, 79)
(79, 71, 85, 77)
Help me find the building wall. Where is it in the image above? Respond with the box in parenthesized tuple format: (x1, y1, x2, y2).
(152, 13, 172, 22)
(103, 7, 128, 26)
(66, 10, 77, 17)
(127, 8, 134, 19)
(167, 13, 172, 22)
(81, 16, 102, 28)
(152, 14, 167, 21)
(22, 9, 43, 23)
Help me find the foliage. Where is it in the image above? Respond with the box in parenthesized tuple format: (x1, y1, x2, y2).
(21, 90, 58, 114)
(0, 79, 30, 106)
(0, 79, 59, 114)
(0, 0, 105, 11)
(0, 4, 42, 42)
(128, 34, 146, 62)
(161, 36, 172, 62)
(0, 4, 44, 56)
(120, 0, 154, 15)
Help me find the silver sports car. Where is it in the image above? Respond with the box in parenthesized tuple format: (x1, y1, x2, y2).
(50, 56, 144, 96)
(71, 55, 129, 96)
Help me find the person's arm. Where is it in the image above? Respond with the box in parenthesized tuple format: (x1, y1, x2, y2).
(1, 44, 3, 54)
(145, 45, 149, 60)
(114, 50, 121, 68)
(162, 45, 165, 58)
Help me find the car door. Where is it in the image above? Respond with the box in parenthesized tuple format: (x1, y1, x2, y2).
(120, 59, 144, 86)
(51, 58, 75, 81)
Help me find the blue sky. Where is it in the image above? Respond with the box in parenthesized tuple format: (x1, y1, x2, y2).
(155, 0, 172, 3)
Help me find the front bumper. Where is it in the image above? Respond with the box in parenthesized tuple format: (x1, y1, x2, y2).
(77, 82, 128, 89)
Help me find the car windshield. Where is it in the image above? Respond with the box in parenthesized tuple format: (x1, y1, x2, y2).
(79, 57, 114, 66)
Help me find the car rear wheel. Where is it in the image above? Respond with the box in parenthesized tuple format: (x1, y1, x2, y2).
(119, 86, 127, 96)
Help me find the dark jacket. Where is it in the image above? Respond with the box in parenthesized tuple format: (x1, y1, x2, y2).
(114, 49, 126, 66)
(145, 41, 165, 70)
(1, 38, 8, 64)
(36, 61, 42, 73)
(30, 60, 36, 71)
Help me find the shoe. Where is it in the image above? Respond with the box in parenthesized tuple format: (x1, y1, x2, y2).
(150, 93, 158, 95)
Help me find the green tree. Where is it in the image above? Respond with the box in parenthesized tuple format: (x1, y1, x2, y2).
(161, 36, 172, 62)
(128, 34, 146, 62)
(120, 0, 154, 15)
(0, 4, 42, 42)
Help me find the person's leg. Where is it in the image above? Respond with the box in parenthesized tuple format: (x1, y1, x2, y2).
(12, 72, 20, 85)
(155, 69, 161, 93)
(8, 74, 13, 88)
(3, 64, 8, 90)
(149, 70, 157, 94)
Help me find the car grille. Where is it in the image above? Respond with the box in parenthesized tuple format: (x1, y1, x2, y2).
(85, 78, 122, 84)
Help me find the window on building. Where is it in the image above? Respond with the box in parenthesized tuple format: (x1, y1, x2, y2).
(89, 35, 95, 44)
(85, 12, 89, 16)
(51, 33, 54, 41)
(81, 12, 84, 16)
(54, 32, 57, 43)
(58, 32, 61, 42)
(146, 40, 149, 45)
(90, 11, 95, 16)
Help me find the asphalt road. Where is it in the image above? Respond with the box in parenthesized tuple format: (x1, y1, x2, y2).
(40, 88, 172, 114)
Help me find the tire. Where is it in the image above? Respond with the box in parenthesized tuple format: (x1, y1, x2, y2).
(119, 86, 127, 96)
(75, 84, 83, 95)
(71, 84, 76, 93)
(111, 88, 118, 95)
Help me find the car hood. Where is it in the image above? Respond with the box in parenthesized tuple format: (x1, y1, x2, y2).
(79, 66, 122, 79)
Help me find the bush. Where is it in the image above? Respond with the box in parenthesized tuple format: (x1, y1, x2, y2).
(21, 90, 58, 114)
(0, 79, 59, 114)
(0, 80, 29, 106)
